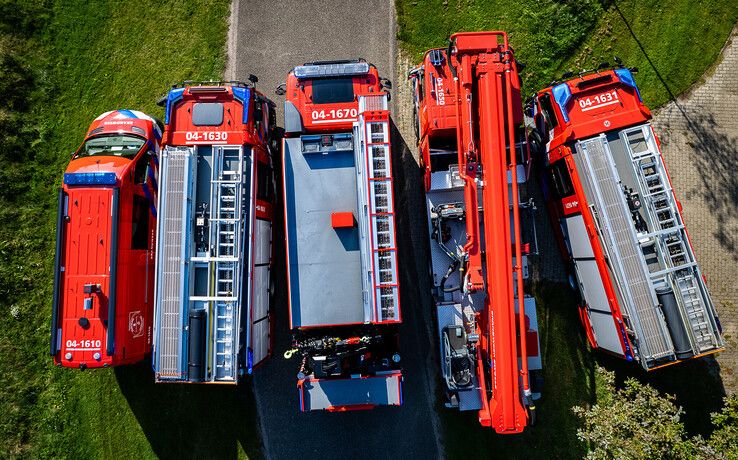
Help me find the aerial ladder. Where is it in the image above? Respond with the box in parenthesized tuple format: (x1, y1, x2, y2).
(410, 32, 542, 433)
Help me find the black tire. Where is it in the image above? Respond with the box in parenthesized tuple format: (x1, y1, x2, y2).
(529, 129, 543, 158)
(270, 127, 285, 155)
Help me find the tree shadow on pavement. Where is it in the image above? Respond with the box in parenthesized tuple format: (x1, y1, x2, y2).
(115, 362, 263, 460)
(667, 109, 738, 261)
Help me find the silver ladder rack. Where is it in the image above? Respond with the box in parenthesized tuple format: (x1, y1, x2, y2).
(623, 126, 721, 353)
(356, 94, 400, 323)
(574, 135, 674, 363)
(155, 146, 194, 379)
(210, 147, 244, 381)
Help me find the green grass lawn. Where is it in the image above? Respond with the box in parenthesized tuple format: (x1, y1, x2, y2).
(0, 1, 263, 457)
(3, 1, 736, 457)
(397, 0, 738, 108)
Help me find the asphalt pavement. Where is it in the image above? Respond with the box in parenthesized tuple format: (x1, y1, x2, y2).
(227, 1, 443, 458)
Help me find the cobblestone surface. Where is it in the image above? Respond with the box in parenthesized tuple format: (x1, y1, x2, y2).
(653, 26, 738, 392)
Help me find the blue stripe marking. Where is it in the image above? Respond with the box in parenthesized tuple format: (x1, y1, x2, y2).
(147, 158, 158, 192)
(117, 109, 138, 119)
(142, 183, 157, 218)
(618, 319, 633, 361)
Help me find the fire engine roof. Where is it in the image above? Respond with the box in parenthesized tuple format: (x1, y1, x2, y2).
(283, 136, 365, 328)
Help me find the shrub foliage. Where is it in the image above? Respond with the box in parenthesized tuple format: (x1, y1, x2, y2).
(574, 367, 738, 459)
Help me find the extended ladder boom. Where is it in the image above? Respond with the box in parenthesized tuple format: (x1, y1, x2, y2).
(450, 32, 530, 432)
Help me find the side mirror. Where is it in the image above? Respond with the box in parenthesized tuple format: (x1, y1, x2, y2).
(248, 74, 259, 85)
(275, 83, 286, 96)
(380, 78, 392, 90)
(630, 67, 639, 73)
(597, 62, 610, 70)
(156, 94, 167, 107)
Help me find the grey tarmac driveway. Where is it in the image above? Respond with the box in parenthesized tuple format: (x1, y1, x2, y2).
(227, 1, 443, 458)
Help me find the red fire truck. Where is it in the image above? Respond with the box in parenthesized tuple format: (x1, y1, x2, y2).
(409, 32, 542, 433)
(51, 110, 161, 369)
(279, 60, 402, 411)
(529, 66, 724, 369)
(152, 81, 277, 383)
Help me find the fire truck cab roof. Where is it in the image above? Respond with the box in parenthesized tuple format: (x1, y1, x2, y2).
(533, 67, 650, 150)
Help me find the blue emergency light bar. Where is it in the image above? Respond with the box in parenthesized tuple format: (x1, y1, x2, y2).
(552, 82, 573, 123)
(294, 62, 370, 79)
(615, 68, 642, 101)
(63, 172, 117, 186)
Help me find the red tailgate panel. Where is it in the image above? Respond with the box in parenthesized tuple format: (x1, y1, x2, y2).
(58, 188, 112, 366)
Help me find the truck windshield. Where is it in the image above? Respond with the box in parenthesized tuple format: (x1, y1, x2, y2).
(312, 77, 354, 104)
(77, 134, 145, 159)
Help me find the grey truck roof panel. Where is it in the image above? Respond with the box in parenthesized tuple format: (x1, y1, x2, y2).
(283, 136, 364, 328)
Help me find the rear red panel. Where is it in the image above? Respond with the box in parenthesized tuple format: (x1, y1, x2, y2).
(56, 187, 113, 367)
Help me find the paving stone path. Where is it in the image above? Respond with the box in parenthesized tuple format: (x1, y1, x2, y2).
(653, 26, 738, 392)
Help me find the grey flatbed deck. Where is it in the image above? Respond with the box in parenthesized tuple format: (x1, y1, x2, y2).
(283, 136, 364, 328)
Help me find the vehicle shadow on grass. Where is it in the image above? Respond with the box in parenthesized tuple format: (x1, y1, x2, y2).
(436, 280, 597, 460)
(115, 363, 263, 460)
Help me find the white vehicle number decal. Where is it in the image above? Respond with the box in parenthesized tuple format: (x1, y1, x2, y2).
(185, 131, 228, 142)
(578, 90, 619, 111)
(66, 339, 102, 351)
(435, 77, 445, 106)
(311, 108, 358, 123)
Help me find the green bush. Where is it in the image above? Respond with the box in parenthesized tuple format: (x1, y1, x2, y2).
(574, 367, 738, 459)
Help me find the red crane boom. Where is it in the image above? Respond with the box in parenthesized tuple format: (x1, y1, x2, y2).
(411, 31, 541, 434)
